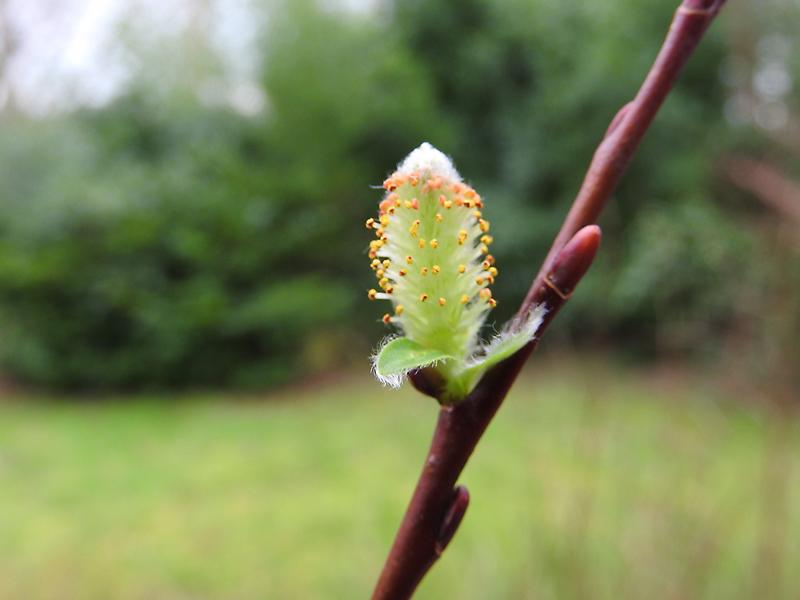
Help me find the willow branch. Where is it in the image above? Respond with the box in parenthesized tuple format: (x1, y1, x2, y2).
(372, 1, 727, 598)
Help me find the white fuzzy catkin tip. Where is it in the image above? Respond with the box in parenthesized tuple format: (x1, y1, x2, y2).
(397, 142, 462, 183)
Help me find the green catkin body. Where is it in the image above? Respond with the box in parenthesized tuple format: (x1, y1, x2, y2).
(367, 144, 497, 367)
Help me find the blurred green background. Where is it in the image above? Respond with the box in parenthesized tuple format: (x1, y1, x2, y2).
(0, 0, 798, 598)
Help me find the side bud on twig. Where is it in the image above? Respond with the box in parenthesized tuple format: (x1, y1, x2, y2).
(366, 143, 545, 403)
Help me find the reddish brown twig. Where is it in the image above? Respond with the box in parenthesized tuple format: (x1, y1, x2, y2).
(371, 1, 727, 598)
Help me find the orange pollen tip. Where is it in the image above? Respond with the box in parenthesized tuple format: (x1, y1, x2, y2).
(399, 269, 408, 276)
(460, 294, 470, 304)
(438, 297, 446, 306)
(455, 197, 464, 207)
(485, 254, 495, 265)
(404, 200, 413, 209)
(410, 198, 419, 210)
(382, 313, 392, 324)
(430, 239, 439, 249)
(465, 189, 476, 199)
(473, 210, 482, 218)
(367, 289, 377, 300)
(476, 277, 484, 285)
(385, 285, 394, 294)
(439, 194, 447, 205)
(405, 255, 414, 264)
(479, 288, 492, 300)
(380, 215, 390, 227)
(376, 269, 384, 278)
(488, 298, 497, 308)
(420, 267, 429, 276)
(489, 267, 498, 277)
(379, 277, 389, 287)
(419, 294, 429, 302)
(382, 260, 390, 268)
(429, 177, 442, 189)
(457, 264, 466, 274)
(481, 235, 493, 245)
(482, 260, 491, 270)
(395, 305, 405, 315)
(479, 219, 490, 233)
(432, 265, 441, 274)
(409, 174, 419, 186)
(444, 200, 453, 209)
(365, 218, 375, 229)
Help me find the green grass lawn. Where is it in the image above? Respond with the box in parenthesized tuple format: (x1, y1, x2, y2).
(1, 360, 799, 599)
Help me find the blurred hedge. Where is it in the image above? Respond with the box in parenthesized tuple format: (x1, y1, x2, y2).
(0, 0, 790, 389)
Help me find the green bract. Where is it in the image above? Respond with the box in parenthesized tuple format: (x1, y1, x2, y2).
(367, 143, 544, 403)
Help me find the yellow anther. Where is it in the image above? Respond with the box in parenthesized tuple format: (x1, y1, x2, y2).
(409, 219, 420, 237)
(370, 259, 381, 270)
(438, 297, 447, 306)
(380, 234, 389, 243)
(460, 294, 470, 304)
(382, 313, 392, 324)
(420, 267, 429, 276)
(479, 219, 490, 233)
(379, 215, 390, 227)
(370, 240, 383, 250)
(404, 200, 413, 209)
(482, 260, 492, 270)
(485, 254, 495, 265)
(435, 213, 444, 223)
(398, 268, 408, 276)
(376, 269, 384, 278)
(444, 200, 453, 209)
(365, 218, 376, 229)
(479, 244, 489, 254)
(473, 210, 482, 218)
(479, 288, 492, 301)
(430, 239, 439, 249)
(488, 267, 498, 277)
(375, 228, 384, 237)
(488, 298, 497, 308)
(379, 277, 389, 288)
(405, 255, 414, 265)
(382, 260, 390, 268)
(457, 230, 468, 245)
(367, 289, 377, 300)
(481, 235, 493, 245)
(476, 276, 484, 285)
(395, 305, 405, 315)
(419, 293, 429, 302)
(409, 174, 419, 186)
(432, 265, 441, 275)
(387, 206, 396, 215)
(457, 264, 466, 274)
(464, 189, 476, 199)
(418, 239, 426, 249)
(385, 285, 394, 294)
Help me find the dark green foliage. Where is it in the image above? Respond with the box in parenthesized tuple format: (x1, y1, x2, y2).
(0, 0, 790, 389)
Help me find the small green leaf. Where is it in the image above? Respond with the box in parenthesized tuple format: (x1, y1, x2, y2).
(444, 305, 547, 402)
(374, 337, 452, 386)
